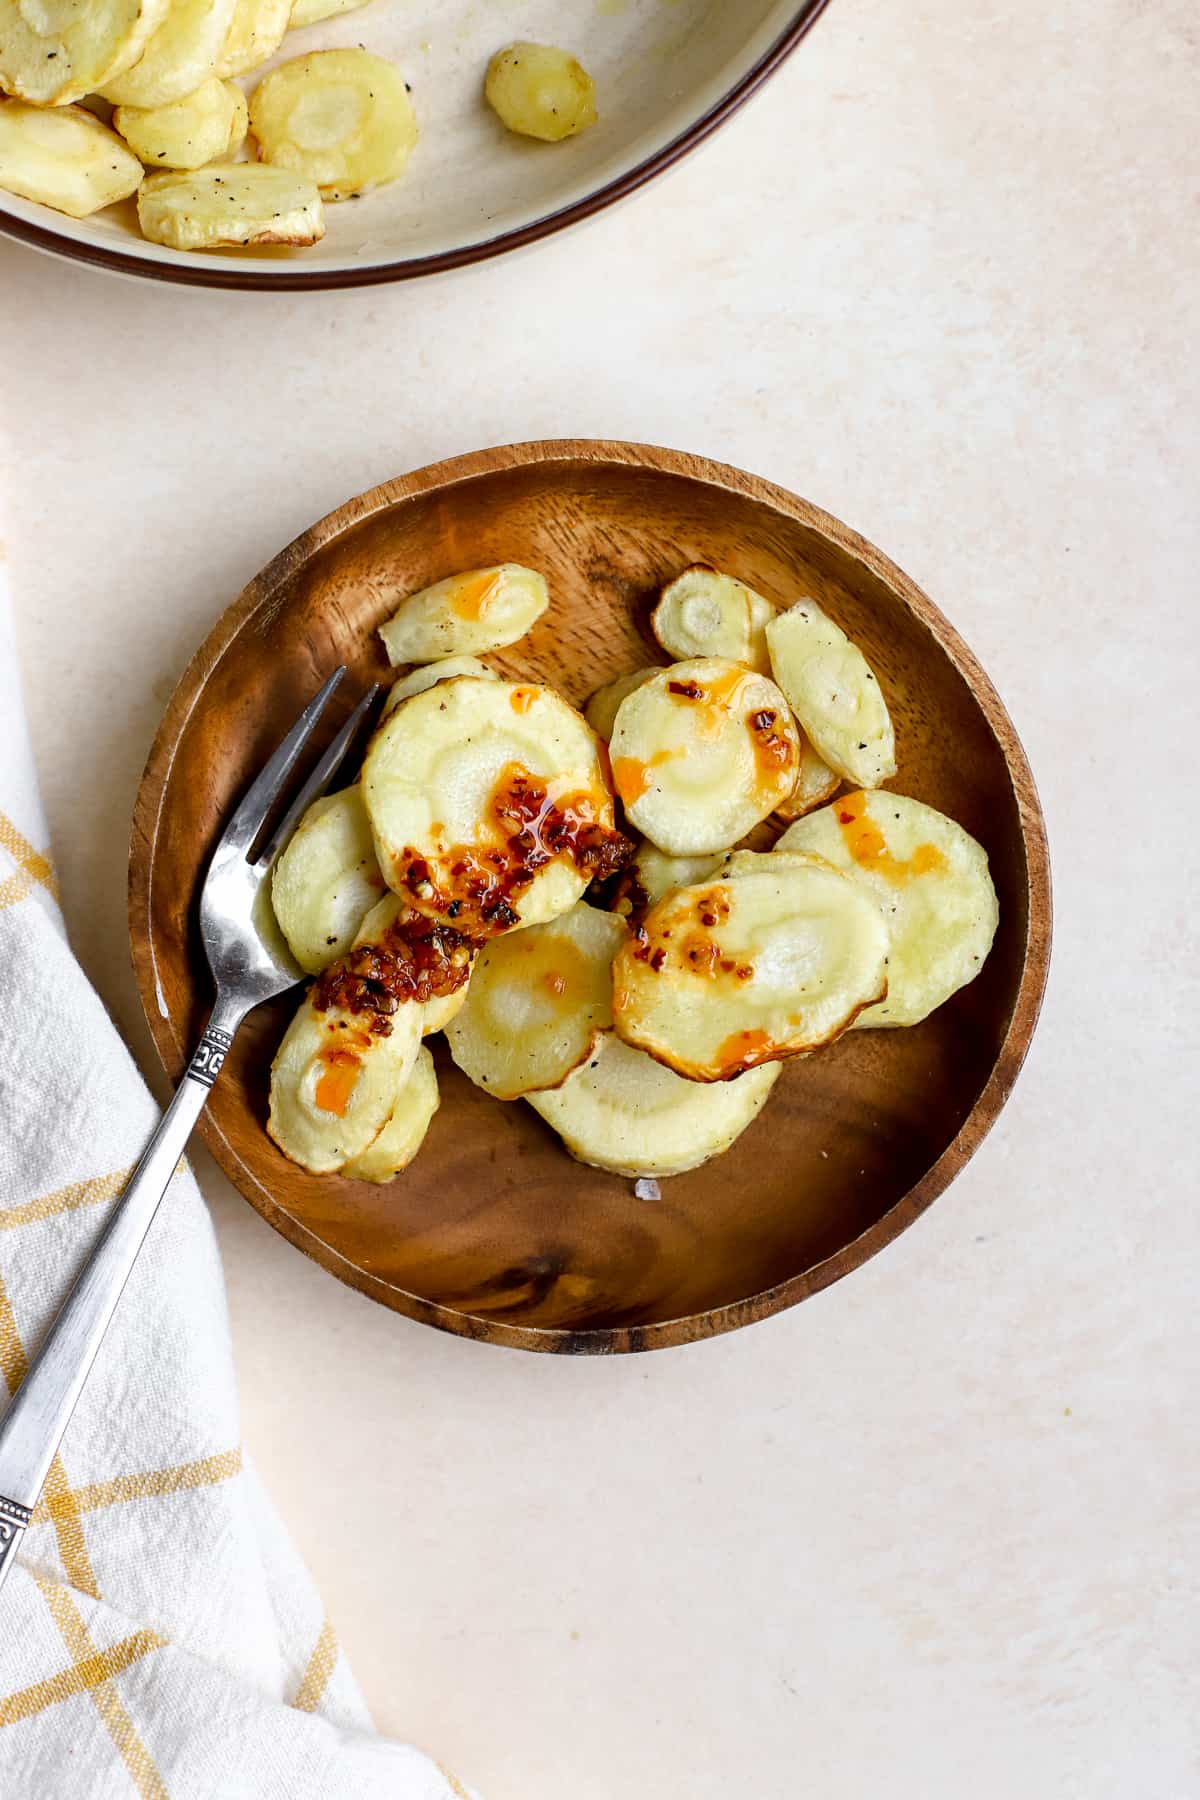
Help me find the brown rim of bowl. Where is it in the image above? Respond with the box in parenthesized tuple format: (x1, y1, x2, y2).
(129, 438, 1053, 1354)
(0, 1, 835, 293)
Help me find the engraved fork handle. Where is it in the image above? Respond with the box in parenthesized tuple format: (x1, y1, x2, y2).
(0, 997, 245, 1595)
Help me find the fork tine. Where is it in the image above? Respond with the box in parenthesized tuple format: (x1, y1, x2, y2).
(255, 682, 380, 867)
(217, 666, 346, 857)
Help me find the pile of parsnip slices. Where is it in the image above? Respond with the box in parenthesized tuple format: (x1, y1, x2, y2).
(266, 559, 999, 1187)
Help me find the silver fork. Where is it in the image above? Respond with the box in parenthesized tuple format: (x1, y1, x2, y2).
(0, 666, 378, 1595)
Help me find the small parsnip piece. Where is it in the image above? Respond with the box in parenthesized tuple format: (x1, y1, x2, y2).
(215, 0, 290, 77)
(583, 667, 661, 742)
(381, 655, 497, 719)
(601, 841, 724, 918)
(765, 599, 896, 788)
(0, 101, 142, 217)
(485, 41, 597, 143)
(447, 901, 627, 1099)
(772, 730, 841, 823)
(652, 566, 775, 672)
(114, 75, 244, 167)
(528, 1033, 779, 1179)
(378, 564, 547, 664)
(249, 48, 416, 200)
(137, 163, 324, 248)
(224, 80, 248, 153)
(342, 1046, 438, 1183)
(101, 0, 237, 108)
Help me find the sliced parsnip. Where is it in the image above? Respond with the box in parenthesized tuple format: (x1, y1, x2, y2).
(485, 41, 596, 143)
(630, 843, 726, 906)
(362, 676, 623, 936)
(609, 658, 798, 855)
(289, 0, 369, 27)
(0, 102, 142, 217)
(268, 986, 421, 1172)
(765, 599, 895, 788)
(137, 163, 323, 247)
(772, 730, 841, 822)
(777, 791, 999, 1027)
(270, 785, 383, 974)
(0, 0, 167, 106)
(612, 863, 889, 1081)
(249, 48, 415, 200)
(378, 565, 547, 665)
(342, 1045, 438, 1183)
(652, 567, 774, 673)
(381, 655, 497, 720)
(583, 666, 662, 741)
(446, 901, 626, 1100)
(215, 0, 290, 77)
(114, 75, 243, 167)
(528, 1032, 779, 1179)
(224, 79, 247, 152)
(603, 841, 724, 919)
(102, 0, 237, 107)
(716, 847, 826, 881)
(421, 983, 468, 1036)
(745, 586, 777, 672)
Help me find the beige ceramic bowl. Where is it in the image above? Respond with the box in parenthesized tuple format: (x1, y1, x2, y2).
(0, 0, 831, 290)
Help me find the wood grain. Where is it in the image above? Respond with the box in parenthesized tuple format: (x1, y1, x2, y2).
(129, 440, 1051, 1353)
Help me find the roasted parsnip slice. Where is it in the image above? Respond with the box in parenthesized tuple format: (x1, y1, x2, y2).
(609, 658, 798, 855)
(102, 0, 237, 107)
(528, 1033, 779, 1179)
(270, 785, 383, 974)
(484, 41, 596, 142)
(114, 75, 244, 167)
(362, 676, 625, 936)
(378, 565, 547, 665)
(446, 901, 626, 1099)
(215, 0, 290, 77)
(602, 841, 725, 919)
(777, 791, 999, 1027)
(249, 48, 415, 199)
(381, 655, 497, 719)
(652, 566, 774, 672)
(772, 729, 842, 822)
(0, 0, 168, 105)
(612, 863, 889, 1081)
(342, 1045, 438, 1183)
(583, 666, 661, 741)
(0, 102, 142, 216)
(137, 163, 323, 248)
(765, 599, 895, 788)
(268, 987, 421, 1172)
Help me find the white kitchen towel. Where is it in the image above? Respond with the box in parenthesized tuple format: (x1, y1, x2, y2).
(0, 586, 475, 1799)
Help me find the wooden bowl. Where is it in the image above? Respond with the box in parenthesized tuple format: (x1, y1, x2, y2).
(130, 441, 1050, 1353)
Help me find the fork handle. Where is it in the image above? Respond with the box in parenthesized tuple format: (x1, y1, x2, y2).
(0, 994, 246, 1596)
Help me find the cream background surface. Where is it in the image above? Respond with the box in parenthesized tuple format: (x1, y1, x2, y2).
(1, 1, 1196, 1794)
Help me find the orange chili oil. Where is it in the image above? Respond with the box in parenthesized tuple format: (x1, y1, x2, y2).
(398, 763, 631, 934)
(749, 708, 794, 782)
(312, 908, 477, 1029)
